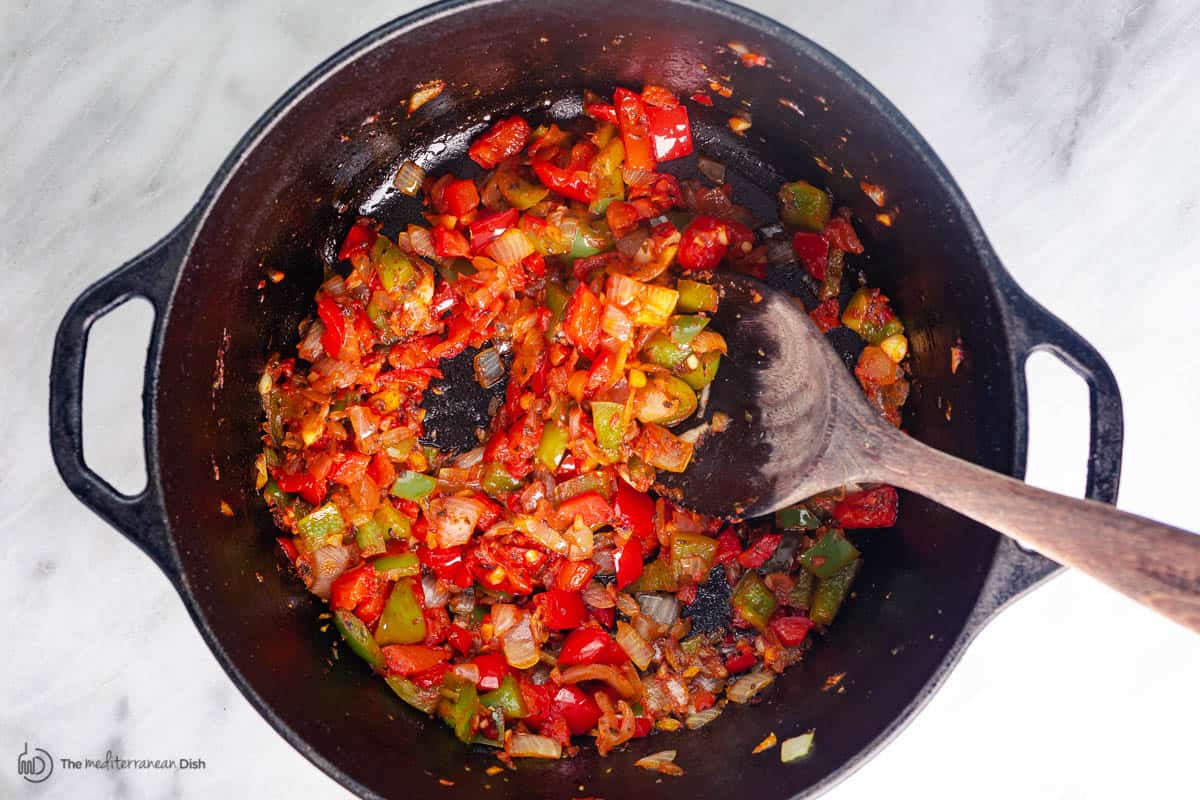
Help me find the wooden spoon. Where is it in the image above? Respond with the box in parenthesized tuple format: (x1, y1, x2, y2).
(657, 273, 1200, 633)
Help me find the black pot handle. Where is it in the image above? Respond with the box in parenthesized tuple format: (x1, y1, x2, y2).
(49, 219, 194, 577)
(973, 281, 1126, 620)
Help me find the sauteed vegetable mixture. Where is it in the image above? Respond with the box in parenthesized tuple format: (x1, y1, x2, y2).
(257, 84, 909, 762)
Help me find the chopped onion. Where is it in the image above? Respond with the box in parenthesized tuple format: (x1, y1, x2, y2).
(638, 593, 680, 629)
(452, 663, 481, 684)
(298, 320, 325, 362)
(407, 80, 446, 114)
(781, 731, 815, 762)
(448, 588, 476, 616)
(490, 603, 521, 638)
(634, 750, 684, 776)
(421, 573, 450, 608)
(502, 614, 540, 670)
(307, 544, 353, 600)
(615, 592, 642, 618)
(616, 621, 654, 670)
(685, 706, 723, 730)
(347, 405, 380, 441)
(765, 237, 795, 266)
(321, 274, 346, 297)
(622, 165, 655, 187)
(453, 446, 485, 469)
(406, 225, 436, 259)
(616, 227, 650, 259)
(428, 495, 483, 548)
(393, 160, 426, 196)
(557, 664, 637, 698)
(507, 733, 562, 760)
(486, 228, 534, 266)
(524, 518, 569, 555)
(697, 156, 727, 184)
(600, 303, 634, 341)
(473, 347, 506, 389)
(728, 670, 775, 704)
(633, 612, 665, 644)
(582, 580, 615, 609)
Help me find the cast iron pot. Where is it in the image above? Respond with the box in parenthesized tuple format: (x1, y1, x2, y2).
(49, 1, 1124, 797)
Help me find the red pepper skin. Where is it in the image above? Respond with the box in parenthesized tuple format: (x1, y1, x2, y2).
(366, 453, 396, 490)
(276, 536, 299, 565)
(562, 283, 603, 358)
(316, 296, 346, 358)
(469, 207, 520, 253)
(443, 178, 480, 217)
(678, 215, 730, 271)
(557, 491, 613, 528)
(632, 716, 653, 737)
(329, 451, 371, 485)
(555, 559, 598, 592)
(519, 678, 555, 726)
(532, 159, 597, 203)
(737, 533, 783, 569)
(410, 662, 451, 689)
(382, 645, 449, 676)
(640, 84, 679, 109)
(724, 651, 758, 674)
(834, 485, 899, 528)
(423, 606, 451, 646)
(557, 628, 629, 666)
(330, 564, 380, 612)
(824, 217, 864, 254)
(447, 624, 474, 656)
(275, 471, 327, 506)
(468, 115, 531, 169)
(792, 232, 829, 281)
(605, 200, 640, 239)
(418, 545, 473, 588)
(338, 222, 377, 262)
(690, 92, 714, 107)
(613, 87, 656, 171)
(810, 298, 841, 333)
(714, 526, 742, 565)
(587, 605, 616, 629)
(552, 684, 603, 736)
(613, 536, 644, 590)
(432, 226, 471, 259)
(584, 102, 620, 124)
(769, 614, 815, 647)
(471, 652, 511, 691)
(536, 589, 587, 630)
(645, 103, 694, 162)
(612, 482, 658, 554)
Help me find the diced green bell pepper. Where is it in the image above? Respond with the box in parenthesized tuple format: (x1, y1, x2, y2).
(355, 518, 387, 556)
(671, 532, 718, 584)
(386, 674, 440, 714)
(545, 280, 569, 336)
(641, 332, 690, 370)
(810, 559, 861, 625)
(480, 675, 528, 720)
(535, 420, 569, 470)
(568, 223, 607, 261)
(334, 609, 385, 672)
(481, 462, 521, 498)
(778, 180, 831, 232)
(374, 502, 411, 539)
(590, 401, 625, 456)
(636, 375, 698, 426)
(375, 578, 426, 645)
(732, 571, 777, 631)
(373, 552, 421, 578)
(497, 171, 550, 211)
(372, 237, 415, 291)
(799, 530, 861, 579)
(787, 569, 814, 609)
(668, 315, 709, 345)
(296, 503, 346, 550)
(262, 479, 289, 506)
(438, 676, 481, 744)
(588, 137, 626, 215)
(775, 505, 822, 530)
(437, 257, 477, 284)
(390, 471, 437, 500)
(630, 557, 677, 592)
(676, 280, 719, 313)
(679, 635, 703, 656)
(679, 351, 721, 391)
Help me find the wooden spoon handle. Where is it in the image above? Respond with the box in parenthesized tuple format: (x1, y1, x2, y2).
(874, 431, 1200, 633)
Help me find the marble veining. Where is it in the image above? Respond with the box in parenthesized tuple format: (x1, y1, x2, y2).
(2, 1, 1198, 798)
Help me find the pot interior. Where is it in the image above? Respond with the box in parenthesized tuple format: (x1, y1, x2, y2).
(156, 1, 1016, 797)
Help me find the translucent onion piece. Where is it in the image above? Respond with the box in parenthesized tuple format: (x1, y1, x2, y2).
(502, 614, 540, 670)
(408, 80, 446, 114)
(473, 347, 506, 389)
(453, 446, 485, 469)
(685, 706, 723, 730)
(634, 750, 684, 775)
(582, 580, 615, 609)
(507, 734, 562, 760)
(307, 544, 353, 600)
(393, 160, 426, 196)
(486, 228, 534, 267)
(697, 156, 727, 184)
(406, 226, 436, 259)
(728, 670, 775, 704)
(616, 621, 654, 670)
(781, 732, 815, 762)
(421, 573, 450, 608)
(428, 495, 483, 548)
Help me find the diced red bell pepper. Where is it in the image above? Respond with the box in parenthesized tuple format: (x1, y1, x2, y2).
(792, 232, 829, 281)
(557, 628, 629, 666)
(612, 481, 657, 554)
(471, 652, 511, 691)
(532, 159, 597, 203)
(557, 491, 613, 528)
(824, 217, 864, 254)
(613, 536, 644, 591)
(605, 200, 640, 238)
(432, 226, 471, 259)
(584, 102, 619, 124)
(330, 564, 381, 612)
(468, 115, 531, 169)
(640, 84, 680, 109)
(383, 644, 449, 676)
(587, 604, 616, 629)
(471, 491, 505, 530)
(833, 485, 899, 528)
(443, 178, 480, 217)
(678, 215, 729, 271)
(714, 526, 742, 565)
(366, 452, 396, 489)
(555, 559, 598, 592)
(276, 536, 299, 564)
(410, 662, 451, 689)
(692, 687, 716, 712)
(810, 297, 841, 333)
(562, 283, 603, 358)
(633, 716, 653, 737)
(338, 222, 377, 262)
(447, 624, 474, 656)
(737, 533, 782, 569)
(423, 606, 451, 646)
(613, 87, 656, 171)
(535, 589, 587, 630)
(519, 678, 554, 726)
(724, 651, 758, 674)
(329, 451, 370, 485)
(690, 92, 714, 107)
(645, 103, 693, 162)
(316, 296, 346, 358)
(769, 614, 815, 647)
(469, 207, 519, 253)
(552, 684, 603, 736)
(418, 545, 473, 588)
(276, 471, 327, 506)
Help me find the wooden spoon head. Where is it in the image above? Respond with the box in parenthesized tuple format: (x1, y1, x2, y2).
(656, 272, 877, 519)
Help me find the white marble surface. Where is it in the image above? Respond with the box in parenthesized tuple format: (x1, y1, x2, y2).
(3, 1, 1199, 798)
